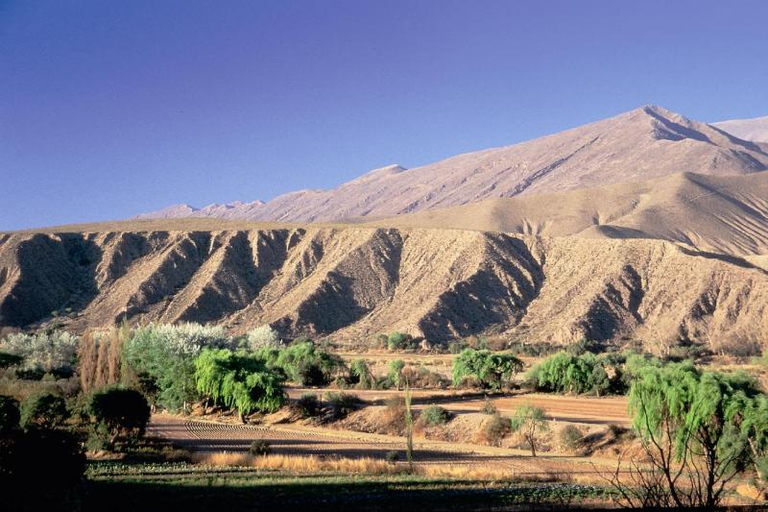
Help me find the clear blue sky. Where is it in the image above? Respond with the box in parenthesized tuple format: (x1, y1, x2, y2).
(2, 0, 767, 230)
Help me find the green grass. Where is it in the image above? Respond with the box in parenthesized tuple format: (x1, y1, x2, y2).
(83, 461, 612, 511)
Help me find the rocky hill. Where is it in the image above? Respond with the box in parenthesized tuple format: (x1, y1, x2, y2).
(1, 226, 766, 354)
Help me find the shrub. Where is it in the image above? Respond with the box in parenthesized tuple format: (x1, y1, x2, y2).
(402, 365, 449, 389)
(385, 450, 400, 463)
(0, 331, 79, 377)
(420, 405, 451, 427)
(123, 323, 234, 411)
(0, 395, 20, 434)
(481, 398, 498, 415)
(0, 352, 23, 369)
(386, 331, 416, 351)
(88, 387, 150, 449)
(20, 392, 69, 429)
(559, 425, 584, 451)
(387, 359, 405, 389)
(246, 325, 282, 351)
(452, 349, 523, 391)
(479, 413, 510, 446)
(194, 348, 286, 420)
(293, 393, 321, 418)
(257, 340, 346, 386)
(324, 392, 360, 419)
(349, 359, 375, 389)
(249, 439, 271, 456)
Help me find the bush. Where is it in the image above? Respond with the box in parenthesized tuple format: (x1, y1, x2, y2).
(387, 359, 405, 389)
(452, 349, 523, 391)
(89, 387, 150, 449)
(481, 398, 498, 415)
(324, 392, 360, 419)
(559, 425, 584, 451)
(402, 365, 449, 389)
(257, 340, 346, 386)
(0, 331, 79, 377)
(385, 450, 400, 463)
(420, 405, 451, 427)
(479, 413, 510, 446)
(194, 348, 286, 420)
(0, 395, 20, 434)
(349, 359, 375, 389)
(293, 393, 321, 417)
(123, 323, 235, 411)
(20, 392, 69, 429)
(249, 439, 271, 456)
(528, 351, 624, 396)
(386, 331, 416, 351)
(246, 325, 282, 351)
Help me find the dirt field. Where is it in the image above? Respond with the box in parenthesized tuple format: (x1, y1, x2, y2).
(286, 388, 631, 427)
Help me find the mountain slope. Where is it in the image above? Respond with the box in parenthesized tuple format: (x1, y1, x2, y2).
(1, 226, 767, 355)
(714, 115, 768, 143)
(369, 170, 768, 257)
(137, 106, 768, 223)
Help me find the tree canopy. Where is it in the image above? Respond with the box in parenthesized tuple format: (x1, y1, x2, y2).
(452, 349, 523, 391)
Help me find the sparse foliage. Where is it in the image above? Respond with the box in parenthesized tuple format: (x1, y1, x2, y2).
(0, 331, 79, 377)
(20, 392, 69, 429)
(246, 325, 282, 351)
(510, 403, 548, 457)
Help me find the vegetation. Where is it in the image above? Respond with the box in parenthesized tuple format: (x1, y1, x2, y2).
(20, 392, 69, 429)
(528, 351, 624, 396)
(88, 386, 151, 449)
(387, 359, 405, 389)
(257, 340, 346, 386)
(348, 358, 375, 389)
(249, 439, 271, 456)
(604, 361, 768, 508)
(0, 395, 20, 434)
(123, 323, 234, 411)
(386, 331, 417, 351)
(480, 413, 510, 446)
(79, 324, 129, 394)
(194, 348, 286, 420)
(559, 425, 584, 452)
(0, 331, 79, 378)
(420, 405, 451, 426)
(293, 392, 321, 418)
(510, 404, 548, 457)
(452, 348, 523, 391)
(246, 325, 282, 350)
(324, 391, 361, 419)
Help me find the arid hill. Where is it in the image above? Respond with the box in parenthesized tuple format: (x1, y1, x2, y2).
(137, 106, 768, 223)
(714, 115, 768, 143)
(369, 171, 768, 258)
(1, 226, 766, 354)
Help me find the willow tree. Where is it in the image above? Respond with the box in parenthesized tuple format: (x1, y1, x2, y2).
(614, 362, 762, 509)
(194, 348, 286, 422)
(452, 349, 523, 391)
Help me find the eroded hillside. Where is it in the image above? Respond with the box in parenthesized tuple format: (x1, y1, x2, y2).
(1, 227, 766, 353)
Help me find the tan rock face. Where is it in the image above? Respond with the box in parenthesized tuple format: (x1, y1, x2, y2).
(1, 227, 766, 354)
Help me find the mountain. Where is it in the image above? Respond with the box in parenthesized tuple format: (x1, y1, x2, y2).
(136, 106, 768, 223)
(713, 115, 768, 143)
(369, 170, 768, 257)
(1, 225, 767, 354)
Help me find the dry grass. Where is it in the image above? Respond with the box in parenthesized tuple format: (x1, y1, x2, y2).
(417, 464, 568, 483)
(193, 452, 403, 475)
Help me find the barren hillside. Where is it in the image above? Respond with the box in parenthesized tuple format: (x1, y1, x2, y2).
(1, 227, 766, 354)
(369, 171, 768, 257)
(137, 106, 768, 223)
(714, 115, 768, 143)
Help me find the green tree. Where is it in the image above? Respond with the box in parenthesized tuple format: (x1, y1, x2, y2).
(452, 349, 523, 391)
(621, 362, 761, 509)
(194, 348, 286, 421)
(89, 387, 151, 449)
(256, 340, 345, 386)
(510, 403, 548, 457)
(20, 393, 69, 429)
(122, 323, 234, 411)
(388, 359, 405, 390)
(529, 351, 620, 395)
(349, 359, 375, 389)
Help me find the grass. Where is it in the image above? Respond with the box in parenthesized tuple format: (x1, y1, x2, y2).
(192, 452, 404, 475)
(84, 460, 613, 512)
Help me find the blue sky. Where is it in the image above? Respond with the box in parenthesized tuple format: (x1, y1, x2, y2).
(1, 0, 767, 230)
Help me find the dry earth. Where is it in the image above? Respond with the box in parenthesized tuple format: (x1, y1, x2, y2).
(2, 227, 768, 350)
